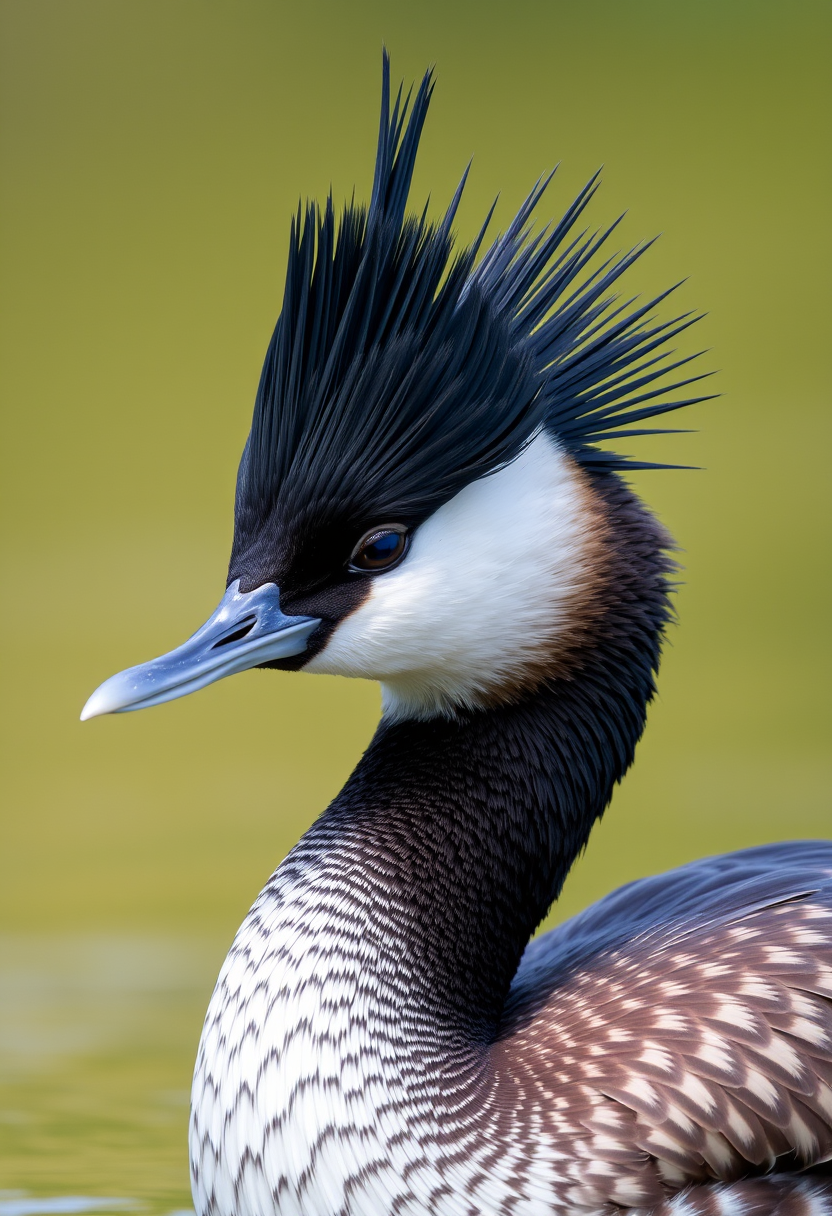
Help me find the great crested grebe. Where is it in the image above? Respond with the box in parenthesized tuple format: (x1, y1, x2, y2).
(82, 56, 832, 1216)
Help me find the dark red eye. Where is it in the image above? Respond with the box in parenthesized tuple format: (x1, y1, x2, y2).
(349, 526, 409, 573)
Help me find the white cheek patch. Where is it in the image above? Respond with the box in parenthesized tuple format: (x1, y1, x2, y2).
(304, 430, 604, 720)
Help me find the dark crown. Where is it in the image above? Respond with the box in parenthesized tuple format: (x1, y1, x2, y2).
(233, 52, 712, 560)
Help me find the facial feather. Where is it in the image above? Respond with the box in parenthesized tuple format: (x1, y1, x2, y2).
(304, 431, 610, 719)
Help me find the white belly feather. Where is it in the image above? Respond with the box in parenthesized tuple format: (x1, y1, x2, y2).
(188, 852, 570, 1216)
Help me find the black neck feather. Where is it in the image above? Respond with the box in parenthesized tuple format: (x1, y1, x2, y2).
(299, 473, 672, 1040)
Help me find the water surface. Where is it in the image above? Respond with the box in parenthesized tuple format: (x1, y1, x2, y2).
(0, 935, 220, 1212)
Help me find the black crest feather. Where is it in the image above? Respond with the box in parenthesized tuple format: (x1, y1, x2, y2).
(234, 52, 712, 560)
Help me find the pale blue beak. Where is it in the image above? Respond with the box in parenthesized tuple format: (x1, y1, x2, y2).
(80, 580, 320, 720)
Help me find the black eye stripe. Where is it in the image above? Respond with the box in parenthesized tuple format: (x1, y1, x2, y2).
(349, 525, 409, 573)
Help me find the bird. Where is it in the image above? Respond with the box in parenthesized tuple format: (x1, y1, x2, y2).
(81, 54, 832, 1216)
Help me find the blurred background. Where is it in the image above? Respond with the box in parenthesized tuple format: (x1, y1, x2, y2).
(0, 1, 829, 1210)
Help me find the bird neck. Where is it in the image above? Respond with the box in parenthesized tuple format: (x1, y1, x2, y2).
(292, 474, 671, 1040)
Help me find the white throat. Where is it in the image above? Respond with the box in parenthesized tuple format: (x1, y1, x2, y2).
(304, 431, 605, 720)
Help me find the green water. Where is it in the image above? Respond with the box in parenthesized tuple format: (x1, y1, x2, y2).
(0, 935, 209, 1211)
(1, 1, 829, 1208)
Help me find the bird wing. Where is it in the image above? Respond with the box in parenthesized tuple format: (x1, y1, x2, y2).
(494, 842, 832, 1210)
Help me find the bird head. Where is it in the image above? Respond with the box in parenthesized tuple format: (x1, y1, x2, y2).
(82, 54, 710, 726)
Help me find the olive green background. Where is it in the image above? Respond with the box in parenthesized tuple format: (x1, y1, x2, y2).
(0, 0, 829, 1207)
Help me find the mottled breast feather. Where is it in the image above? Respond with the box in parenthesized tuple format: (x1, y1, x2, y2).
(191, 840, 832, 1216)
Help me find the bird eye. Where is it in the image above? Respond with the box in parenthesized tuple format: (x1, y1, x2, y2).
(349, 526, 409, 573)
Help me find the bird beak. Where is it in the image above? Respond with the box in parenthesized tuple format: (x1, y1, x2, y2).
(80, 580, 320, 721)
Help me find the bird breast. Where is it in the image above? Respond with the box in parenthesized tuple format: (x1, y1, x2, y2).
(188, 838, 573, 1216)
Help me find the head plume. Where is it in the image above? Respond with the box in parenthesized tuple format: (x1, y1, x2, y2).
(232, 52, 712, 572)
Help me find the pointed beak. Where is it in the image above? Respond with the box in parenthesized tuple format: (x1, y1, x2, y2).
(80, 580, 320, 721)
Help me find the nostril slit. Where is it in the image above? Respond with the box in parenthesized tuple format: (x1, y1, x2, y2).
(213, 617, 256, 649)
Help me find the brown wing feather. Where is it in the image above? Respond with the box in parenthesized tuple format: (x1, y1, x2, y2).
(495, 844, 832, 1209)
(638, 1175, 832, 1214)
